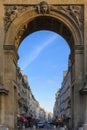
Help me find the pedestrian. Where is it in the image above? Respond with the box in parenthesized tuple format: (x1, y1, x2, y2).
(53, 125, 56, 129)
(33, 125, 36, 130)
(23, 124, 25, 130)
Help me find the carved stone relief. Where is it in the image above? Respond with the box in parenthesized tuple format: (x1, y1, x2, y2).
(4, 2, 84, 33)
(14, 24, 27, 49)
(36, 1, 50, 14)
(51, 5, 84, 30)
(4, 5, 33, 31)
(4, 6, 18, 31)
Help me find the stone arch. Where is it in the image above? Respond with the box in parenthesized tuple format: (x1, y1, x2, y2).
(4, 5, 83, 51)
(2, 3, 85, 130)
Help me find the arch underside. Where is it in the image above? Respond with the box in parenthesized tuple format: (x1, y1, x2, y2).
(20, 16, 74, 49)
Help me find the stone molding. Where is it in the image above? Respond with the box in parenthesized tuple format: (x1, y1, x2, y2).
(3, 44, 15, 50)
(0, 84, 9, 95)
(4, 3, 84, 33)
(74, 45, 84, 54)
(3, 45, 19, 62)
(79, 84, 87, 95)
(51, 5, 84, 29)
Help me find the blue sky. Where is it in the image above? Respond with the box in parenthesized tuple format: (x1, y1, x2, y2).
(18, 30, 70, 113)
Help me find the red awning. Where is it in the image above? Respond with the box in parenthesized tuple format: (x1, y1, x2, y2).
(28, 118, 35, 122)
(19, 114, 28, 122)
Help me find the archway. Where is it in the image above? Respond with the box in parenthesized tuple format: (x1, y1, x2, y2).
(1, 2, 85, 130)
(18, 30, 70, 115)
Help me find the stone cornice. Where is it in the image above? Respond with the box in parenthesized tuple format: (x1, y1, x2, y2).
(2, 0, 85, 5)
(79, 84, 87, 95)
(3, 44, 19, 61)
(4, 3, 84, 33)
(74, 44, 84, 54)
(3, 44, 15, 50)
(0, 85, 9, 95)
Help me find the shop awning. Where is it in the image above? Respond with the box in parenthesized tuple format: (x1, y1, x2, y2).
(18, 114, 28, 122)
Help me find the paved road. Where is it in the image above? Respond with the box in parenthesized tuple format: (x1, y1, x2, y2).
(25, 127, 66, 130)
(25, 128, 54, 130)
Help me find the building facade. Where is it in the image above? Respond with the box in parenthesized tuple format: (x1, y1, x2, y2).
(60, 70, 71, 128)
(16, 67, 51, 126)
(53, 56, 71, 128)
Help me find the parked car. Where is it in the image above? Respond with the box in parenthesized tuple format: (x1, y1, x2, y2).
(37, 121, 45, 128)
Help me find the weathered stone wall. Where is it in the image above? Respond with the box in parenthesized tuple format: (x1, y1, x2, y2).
(0, 0, 86, 4)
(84, 2, 87, 79)
(0, 0, 87, 130)
(0, 4, 5, 84)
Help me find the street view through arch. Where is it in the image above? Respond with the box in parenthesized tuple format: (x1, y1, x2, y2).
(18, 30, 70, 116)
(0, 1, 86, 129)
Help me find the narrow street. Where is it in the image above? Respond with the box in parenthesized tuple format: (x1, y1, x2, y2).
(24, 124, 68, 130)
(25, 128, 66, 130)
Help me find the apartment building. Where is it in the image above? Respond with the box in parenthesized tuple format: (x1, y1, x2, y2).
(16, 67, 50, 123)
(53, 55, 72, 128)
(60, 70, 71, 127)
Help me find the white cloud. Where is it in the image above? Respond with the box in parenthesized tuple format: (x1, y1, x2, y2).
(21, 34, 58, 70)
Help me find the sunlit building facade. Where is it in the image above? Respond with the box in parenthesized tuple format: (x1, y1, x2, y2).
(53, 55, 72, 128)
(16, 67, 51, 123)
